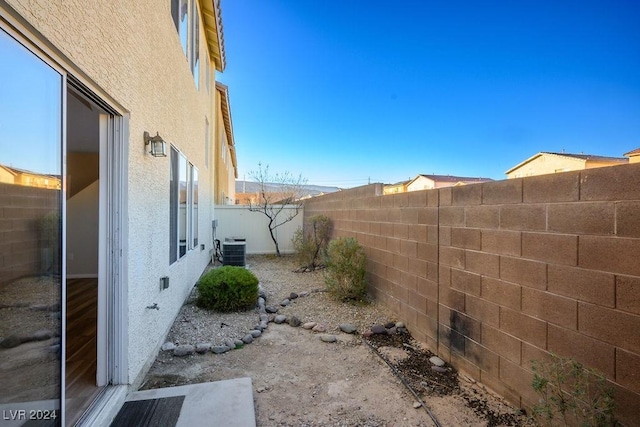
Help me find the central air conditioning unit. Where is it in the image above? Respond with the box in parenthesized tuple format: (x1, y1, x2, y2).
(223, 237, 246, 266)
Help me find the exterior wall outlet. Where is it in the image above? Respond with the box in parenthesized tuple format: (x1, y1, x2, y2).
(160, 276, 169, 291)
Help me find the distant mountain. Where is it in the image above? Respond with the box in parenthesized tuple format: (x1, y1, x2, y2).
(235, 181, 341, 196)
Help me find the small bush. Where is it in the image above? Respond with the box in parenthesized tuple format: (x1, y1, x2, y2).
(196, 266, 259, 312)
(292, 215, 331, 271)
(531, 353, 616, 426)
(324, 237, 367, 302)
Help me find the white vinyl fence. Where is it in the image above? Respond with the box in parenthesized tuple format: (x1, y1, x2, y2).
(213, 205, 303, 255)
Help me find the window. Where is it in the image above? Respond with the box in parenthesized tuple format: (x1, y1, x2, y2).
(0, 26, 63, 409)
(170, 147, 179, 263)
(179, 153, 188, 257)
(170, 147, 198, 263)
(205, 118, 210, 168)
(191, 165, 198, 248)
(191, 0, 200, 89)
(172, 0, 200, 88)
(222, 138, 227, 163)
(205, 54, 210, 93)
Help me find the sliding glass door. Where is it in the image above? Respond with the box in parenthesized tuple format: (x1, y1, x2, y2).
(0, 28, 64, 423)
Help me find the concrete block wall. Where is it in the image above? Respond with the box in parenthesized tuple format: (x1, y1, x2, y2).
(304, 163, 640, 426)
(0, 183, 59, 285)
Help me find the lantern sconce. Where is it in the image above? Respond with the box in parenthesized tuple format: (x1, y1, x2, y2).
(144, 131, 167, 157)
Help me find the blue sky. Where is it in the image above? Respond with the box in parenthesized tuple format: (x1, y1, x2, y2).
(218, 0, 640, 188)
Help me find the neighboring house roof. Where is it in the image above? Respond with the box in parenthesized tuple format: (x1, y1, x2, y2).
(505, 151, 628, 175)
(388, 180, 411, 186)
(202, 0, 226, 72)
(236, 181, 340, 196)
(624, 147, 640, 156)
(0, 164, 59, 179)
(215, 82, 237, 178)
(414, 174, 493, 184)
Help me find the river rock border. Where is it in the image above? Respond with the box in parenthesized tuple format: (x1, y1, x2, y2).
(160, 285, 407, 358)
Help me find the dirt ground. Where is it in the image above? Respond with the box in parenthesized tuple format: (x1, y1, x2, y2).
(142, 256, 533, 427)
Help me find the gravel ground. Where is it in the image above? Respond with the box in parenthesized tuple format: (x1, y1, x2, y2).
(146, 254, 533, 426)
(165, 254, 393, 348)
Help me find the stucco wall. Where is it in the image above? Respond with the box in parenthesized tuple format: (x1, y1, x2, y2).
(507, 154, 586, 178)
(4, 0, 217, 385)
(214, 205, 303, 255)
(304, 163, 640, 426)
(407, 177, 435, 191)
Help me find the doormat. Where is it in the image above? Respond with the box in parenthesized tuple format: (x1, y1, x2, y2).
(110, 395, 185, 427)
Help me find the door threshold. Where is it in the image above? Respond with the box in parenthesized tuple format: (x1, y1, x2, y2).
(72, 385, 128, 427)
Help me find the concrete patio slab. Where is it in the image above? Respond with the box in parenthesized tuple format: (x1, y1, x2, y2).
(118, 378, 255, 427)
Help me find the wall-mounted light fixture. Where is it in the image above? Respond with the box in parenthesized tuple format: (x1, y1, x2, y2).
(144, 131, 167, 157)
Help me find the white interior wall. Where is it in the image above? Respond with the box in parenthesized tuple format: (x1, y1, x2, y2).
(67, 180, 99, 277)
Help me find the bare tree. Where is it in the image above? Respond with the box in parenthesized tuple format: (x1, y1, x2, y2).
(248, 163, 308, 256)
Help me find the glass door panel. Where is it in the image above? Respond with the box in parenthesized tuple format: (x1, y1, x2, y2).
(0, 28, 63, 423)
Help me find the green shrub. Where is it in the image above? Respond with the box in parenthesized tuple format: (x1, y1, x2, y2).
(324, 237, 367, 302)
(292, 215, 331, 271)
(196, 266, 259, 312)
(531, 353, 616, 426)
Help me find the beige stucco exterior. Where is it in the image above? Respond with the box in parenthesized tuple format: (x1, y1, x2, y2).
(214, 82, 237, 204)
(0, 166, 61, 189)
(625, 147, 640, 164)
(1, 0, 232, 423)
(506, 152, 628, 178)
(385, 175, 492, 193)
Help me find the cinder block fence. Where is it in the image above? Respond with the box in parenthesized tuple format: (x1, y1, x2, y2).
(304, 163, 640, 426)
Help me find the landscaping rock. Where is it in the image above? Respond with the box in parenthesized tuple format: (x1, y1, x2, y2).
(395, 321, 405, 329)
(161, 342, 176, 352)
(302, 322, 317, 330)
(312, 324, 327, 333)
(173, 344, 195, 357)
(429, 356, 445, 367)
(320, 334, 337, 343)
(225, 340, 236, 349)
(371, 325, 387, 335)
(431, 366, 447, 373)
(266, 305, 279, 314)
(234, 339, 244, 348)
(196, 343, 212, 354)
(339, 323, 357, 334)
(298, 291, 309, 297)
(280, 299, 290, 307)
(289, 292, 298, 300)
(362, 330, 373, 337)
(387, 327, 397, 335)
(0, 335, 22, 349)
(274, 315, 287, 324)
(242, 334, 254, 344)
(212, 345, 231, 354)
(384, 321, 396, 329)
(289, 316, 301, 327)
(259, 313, 269, 322)
(32, 330, 54, 341)
(250, 330, 262, 338)
(260, 320, 268, 330)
